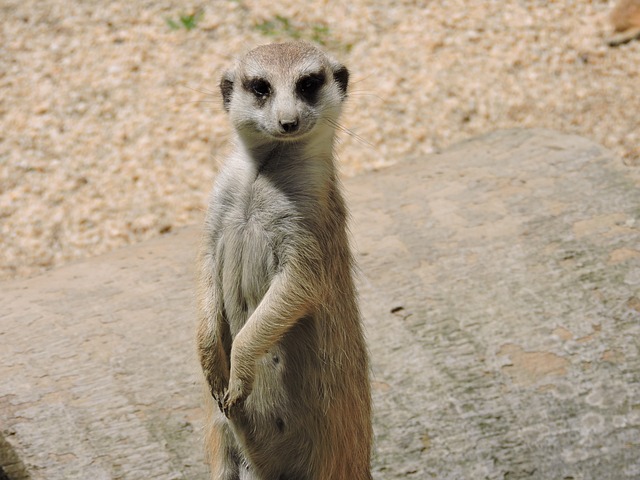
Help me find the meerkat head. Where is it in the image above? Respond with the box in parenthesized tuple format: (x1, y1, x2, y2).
(220, 42, 349, 144)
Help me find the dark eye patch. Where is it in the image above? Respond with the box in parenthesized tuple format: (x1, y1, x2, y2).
(244, 78, 272, 101)
(296, 72, 326, 103)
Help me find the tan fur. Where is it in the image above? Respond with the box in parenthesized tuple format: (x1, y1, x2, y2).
(608, 0, 640, 46)
(196, 42, 372, 480)
(611, 0, 640, 32)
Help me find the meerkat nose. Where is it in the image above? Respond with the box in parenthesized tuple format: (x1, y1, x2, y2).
(279, 118, 300, 134)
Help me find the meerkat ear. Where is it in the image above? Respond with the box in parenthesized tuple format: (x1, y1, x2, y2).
(220, 71, 235, 112)
(332, 64, 349, 98)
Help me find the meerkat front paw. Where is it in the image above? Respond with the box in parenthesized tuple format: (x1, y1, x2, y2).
(223, 334, 256, 416)
(207, 374, 228, 413)
(199, 349, 229, 412)
(223, 376, 249, 418)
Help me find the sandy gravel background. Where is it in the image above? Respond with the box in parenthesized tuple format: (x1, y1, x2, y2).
(1, 0, 639, 281)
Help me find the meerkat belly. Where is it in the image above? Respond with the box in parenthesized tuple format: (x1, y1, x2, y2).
(221, 212, 323, 463)
(220, 214, 320, 372)
(221, 218, 276, 337)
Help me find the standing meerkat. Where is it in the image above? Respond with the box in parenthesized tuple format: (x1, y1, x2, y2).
(196, 42, 372, 480)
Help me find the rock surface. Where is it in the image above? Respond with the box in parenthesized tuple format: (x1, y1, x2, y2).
(1, 129, 639, 479)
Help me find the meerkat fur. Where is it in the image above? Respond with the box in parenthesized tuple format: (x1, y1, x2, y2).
(196, 42, 372, 480)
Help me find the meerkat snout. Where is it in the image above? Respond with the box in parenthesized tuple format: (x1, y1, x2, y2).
(278, 117, 299, 134)
(273, 95, 301, 135)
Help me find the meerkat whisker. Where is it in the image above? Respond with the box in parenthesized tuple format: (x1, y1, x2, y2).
(183, 84, 219, 97)
(325, 118, 374, 148)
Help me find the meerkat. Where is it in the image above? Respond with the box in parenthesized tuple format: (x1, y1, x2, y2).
(196, 42, 372, 480)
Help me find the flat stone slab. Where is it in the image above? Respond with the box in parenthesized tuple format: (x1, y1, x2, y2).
(1, 129, 639, 479)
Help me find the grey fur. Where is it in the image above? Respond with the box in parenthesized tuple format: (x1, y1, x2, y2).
(196, 42, 372, 480)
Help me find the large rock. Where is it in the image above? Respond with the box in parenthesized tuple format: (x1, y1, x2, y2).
(1, 129, 638, 479)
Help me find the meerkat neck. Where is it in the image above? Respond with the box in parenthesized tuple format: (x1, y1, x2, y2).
(232, 131, 337, 209)
(236, 129, 338, 176)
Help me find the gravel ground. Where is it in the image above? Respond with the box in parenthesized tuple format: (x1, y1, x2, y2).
(1, 0, 639, 281)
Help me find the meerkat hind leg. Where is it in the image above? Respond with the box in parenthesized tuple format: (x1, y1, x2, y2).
(206, 412, 247, 480)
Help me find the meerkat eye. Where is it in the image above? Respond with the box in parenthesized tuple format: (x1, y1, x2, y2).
(246, 78, 271, 99)
(296, 72, 326, 103)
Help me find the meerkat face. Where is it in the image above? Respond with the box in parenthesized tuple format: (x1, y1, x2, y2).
(220, 43, 349, 143)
